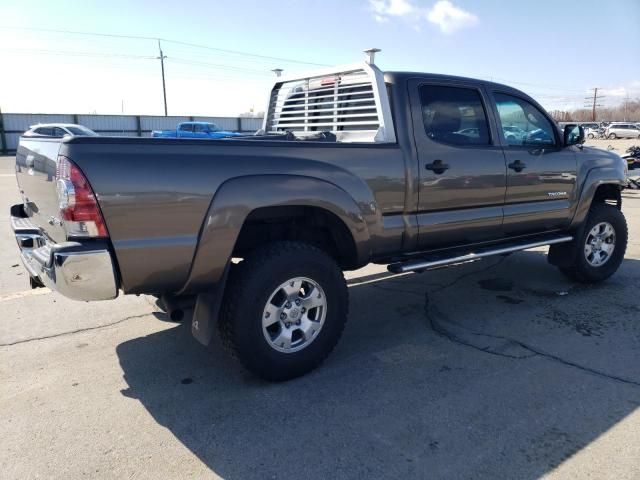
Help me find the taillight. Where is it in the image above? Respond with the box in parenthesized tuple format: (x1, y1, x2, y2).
(56, 156, 108, 238)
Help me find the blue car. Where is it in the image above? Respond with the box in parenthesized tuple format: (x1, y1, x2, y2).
(152, 121, 244, 139)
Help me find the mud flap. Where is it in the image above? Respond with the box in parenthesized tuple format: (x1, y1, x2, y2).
(191, 292, 219, 345)
(548, 223, 586, 268)
(190, 263, 230, 346)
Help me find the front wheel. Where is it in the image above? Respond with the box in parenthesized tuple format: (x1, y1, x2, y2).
(219, 241, 348, 381)
(608, 133, 617, 139)
(559, 203, 627, 283)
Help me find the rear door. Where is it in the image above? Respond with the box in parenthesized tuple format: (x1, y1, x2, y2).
(489, 91, 577, 235)
(193, 123, 208, 138)
(409, 80, 507, 249)
(177, 123, 194, 138)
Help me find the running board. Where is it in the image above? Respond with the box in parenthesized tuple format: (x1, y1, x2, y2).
(387, 235, 574, 274)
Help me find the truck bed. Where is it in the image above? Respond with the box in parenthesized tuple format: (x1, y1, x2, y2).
(16, 135, 408, 294)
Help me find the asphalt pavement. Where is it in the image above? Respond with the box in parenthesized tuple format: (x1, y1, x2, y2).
(1, 154, 639, 479)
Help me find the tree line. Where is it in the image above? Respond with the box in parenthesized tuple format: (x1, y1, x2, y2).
(550, 98, 640, 123)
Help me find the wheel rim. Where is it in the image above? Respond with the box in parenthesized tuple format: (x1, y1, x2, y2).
(262, 277, 327, 353)
(584, 222, 616, 267)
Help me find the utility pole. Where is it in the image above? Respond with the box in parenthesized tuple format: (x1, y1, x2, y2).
(584, 88, 604, 122)
(157, 40, 168, 116)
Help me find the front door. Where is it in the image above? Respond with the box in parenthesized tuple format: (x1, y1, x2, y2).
(489, 92, 577, 235)
(409, 81, 507, 249)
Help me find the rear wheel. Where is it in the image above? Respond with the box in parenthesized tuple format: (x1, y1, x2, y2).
(219, 241, 348, 381)
(608, 133, 617, 139)
(559, 203, 627, 283)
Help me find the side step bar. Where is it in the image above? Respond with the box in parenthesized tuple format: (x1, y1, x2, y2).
(388, 235, 574, 274)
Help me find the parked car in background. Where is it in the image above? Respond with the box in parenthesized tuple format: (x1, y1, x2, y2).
(606, 123, 640, 139)
(585, 127, 601, 139)
(152, 121, 244, 139)
(24, 124, 98, 137)
(502, 125, 527, 142)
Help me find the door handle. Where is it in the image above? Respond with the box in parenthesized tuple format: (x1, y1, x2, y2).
(425, 159, 450, 174)
(508, 160, 527, 172)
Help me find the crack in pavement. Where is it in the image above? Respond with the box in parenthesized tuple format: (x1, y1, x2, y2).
(0, 313, 154, 347)
(426, 300, 640, 387)
(374, 257, 640, 388)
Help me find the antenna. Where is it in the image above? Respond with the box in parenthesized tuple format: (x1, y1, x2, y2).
(364, 48, 381, 65)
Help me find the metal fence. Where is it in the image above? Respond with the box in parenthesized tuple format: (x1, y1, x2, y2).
(0, 112, 264, 154)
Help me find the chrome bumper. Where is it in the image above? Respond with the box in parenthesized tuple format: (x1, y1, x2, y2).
(10, 204, 118, 301)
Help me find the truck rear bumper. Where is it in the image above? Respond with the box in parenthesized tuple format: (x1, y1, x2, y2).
(11, 204, 119, 301)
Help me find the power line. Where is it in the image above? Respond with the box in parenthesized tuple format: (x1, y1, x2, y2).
(0, 47, 156, 60)
(0, 25, 328, 67)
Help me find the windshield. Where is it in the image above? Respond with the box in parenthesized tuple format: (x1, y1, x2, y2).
(67, 126, 98, 136)
(207, 123, 221, 132)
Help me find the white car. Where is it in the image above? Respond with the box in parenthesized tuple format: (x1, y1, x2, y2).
(24, 123, 98, 137)
(605, 123, 640, 139)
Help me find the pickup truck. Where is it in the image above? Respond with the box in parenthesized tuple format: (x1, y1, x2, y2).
(11, 59, 628, 381)
(151, 121, 244, 139)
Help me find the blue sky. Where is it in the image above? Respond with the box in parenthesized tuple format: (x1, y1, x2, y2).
(0, 0, 638, 115)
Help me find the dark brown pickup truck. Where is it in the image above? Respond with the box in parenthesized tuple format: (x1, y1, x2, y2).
(10, 61, 628, 381)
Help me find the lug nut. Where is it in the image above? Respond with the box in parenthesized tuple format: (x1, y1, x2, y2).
(296, 319, 301, 326)
(301, 307, 306, 313)
(265, 312, 270, 318)
(285, 322, 291, 328)
(285, 301, 292, 309)
(295, 299, 301, 306)
(280, 312, 287, 320)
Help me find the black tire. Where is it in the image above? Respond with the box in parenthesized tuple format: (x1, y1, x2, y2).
(559, 203, 627, 283)
(608, 133, 616, 139)
(219, 241, 348, 381)
(587, 133, 594, 139)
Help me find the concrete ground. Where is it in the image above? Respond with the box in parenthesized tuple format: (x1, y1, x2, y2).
(1, 150, 639, 479)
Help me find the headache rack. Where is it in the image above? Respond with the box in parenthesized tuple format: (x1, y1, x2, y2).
(262, 58, 396, 143)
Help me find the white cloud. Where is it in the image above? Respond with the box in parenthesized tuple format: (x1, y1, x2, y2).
(368, 0, 478, 34)
(426, 1, 478, 34)
(370, 0, 415, 17)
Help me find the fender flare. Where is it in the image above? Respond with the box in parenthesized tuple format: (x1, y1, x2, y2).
(569, 166, 626, 229)
(182, 174, 371, 295)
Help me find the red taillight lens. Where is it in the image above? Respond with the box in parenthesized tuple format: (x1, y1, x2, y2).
(56, 156, 108, 238)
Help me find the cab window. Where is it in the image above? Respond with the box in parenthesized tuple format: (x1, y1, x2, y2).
(178, 123, 193, 132)
(494, 93, 556, 147)
(419, 85, 491, 146)
(194, 124, 206, 133)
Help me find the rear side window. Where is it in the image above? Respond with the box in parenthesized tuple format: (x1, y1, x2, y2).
(194, 124, 206, 133)
(34, 127, 53, 136)
(419, 85, 490, 146)
(179, 124, 193, 132)
(495, 93, 556, 147)
(53, 127, 67, 137)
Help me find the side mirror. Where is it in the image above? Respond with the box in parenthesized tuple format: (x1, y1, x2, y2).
(564, 124, 584, 147)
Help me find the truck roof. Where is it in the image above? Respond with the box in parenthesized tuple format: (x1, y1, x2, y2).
(383, 71, 518, 94)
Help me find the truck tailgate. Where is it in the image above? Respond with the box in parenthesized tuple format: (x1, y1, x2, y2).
(15, 137, 67, 244)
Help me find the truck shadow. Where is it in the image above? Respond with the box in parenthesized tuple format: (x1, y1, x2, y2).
(116, 251, 640, 479)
